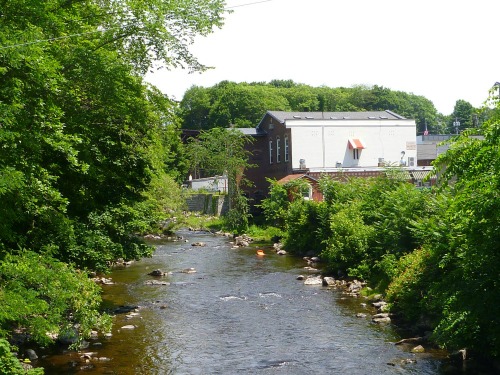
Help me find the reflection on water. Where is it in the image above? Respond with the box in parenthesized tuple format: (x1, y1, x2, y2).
(37, 230, 471, 374)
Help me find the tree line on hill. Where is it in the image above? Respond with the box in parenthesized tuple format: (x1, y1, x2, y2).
(177, 80, 492, 134)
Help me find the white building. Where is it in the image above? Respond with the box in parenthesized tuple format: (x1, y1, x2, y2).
(265, 110, 417, 171)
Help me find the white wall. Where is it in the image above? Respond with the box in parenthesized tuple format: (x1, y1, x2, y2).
(190, 176, 228, 193)
(288, 119, 416, 169)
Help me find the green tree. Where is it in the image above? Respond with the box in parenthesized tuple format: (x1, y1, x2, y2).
(179, 86, 212, 130)
(448, 99, 476, 133)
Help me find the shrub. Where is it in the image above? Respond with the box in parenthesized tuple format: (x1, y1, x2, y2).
(320, 202, 374, 279)
(0, 251, 111, 348)
(0, 338, 44, 375)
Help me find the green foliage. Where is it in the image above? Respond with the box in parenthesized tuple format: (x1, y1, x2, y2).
(419, 111, 500, 356)
(282, 200, 325, 256)
(321, 202, 375, 279)
(222, 193, 250, 234)
(259, 178, 311, 228)
(315, 174, 430, 281)
(177, 213, 224, 232)
(259, 181, 289, 228)
(0, 251, 111, 347)
(245, 225, 283, 243)
(0, 338, 44, 375)
(448, 99, 477, 133)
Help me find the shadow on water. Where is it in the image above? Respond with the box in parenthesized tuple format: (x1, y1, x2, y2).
(36, 230, 498, 374)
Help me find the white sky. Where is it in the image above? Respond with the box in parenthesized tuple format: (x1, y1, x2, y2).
(147, 0, 500, 115)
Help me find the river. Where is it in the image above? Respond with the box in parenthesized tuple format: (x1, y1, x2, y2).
(38, 229, 471, 374)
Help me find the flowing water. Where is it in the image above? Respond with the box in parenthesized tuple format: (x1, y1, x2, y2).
(38, 230, 473, 374)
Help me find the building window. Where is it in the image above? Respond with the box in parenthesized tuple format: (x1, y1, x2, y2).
(353, 149, 360, 159)
(269, 139, 274, 164)
(284, 135, 289, 162)
(276, 137, 281, 163)
(301, 183, 312, 200)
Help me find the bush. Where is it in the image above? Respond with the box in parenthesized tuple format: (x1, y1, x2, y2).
(385, 247, 437, 322)
(283, 200, 324, 255)
(320, 202, 374, 279)
(0, 251, 111, 348)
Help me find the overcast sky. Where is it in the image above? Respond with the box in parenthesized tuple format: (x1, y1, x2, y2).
(146, 0, 500, 115)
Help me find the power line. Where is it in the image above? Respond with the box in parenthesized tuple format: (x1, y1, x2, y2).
(226, 0, 273, 9)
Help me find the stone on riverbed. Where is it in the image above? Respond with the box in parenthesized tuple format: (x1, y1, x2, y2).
(144, 280, 170, 286)
(304, 275, 323, 285)
(233, 234, 253, 247)
(322, 277, 336, 286)
(372, 313, 392, 324)
(411, 345, 425, 353)
(148, 269, 167, 277)
(26, 349, 38, 361)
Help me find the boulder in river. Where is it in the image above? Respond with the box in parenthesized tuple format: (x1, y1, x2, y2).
(411, 345, 425, 353)
(148, 269, 167, 277)
(373, 316, 392, 324)
(234, 234, 253, 247)
(322, 277, 336, 286)
(372, 313, 392, 324)
(304, 275, 323, 285)
(25, 349, 38, 361)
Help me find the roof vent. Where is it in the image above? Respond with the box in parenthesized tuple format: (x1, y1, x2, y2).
(380, 116, 388, 119)
(343, 116, 350, 119)
(305, 116, 314, 119)
(330, 116, 337, 119)
(293, 115, 301, 119)
(368, 116, 376, 119)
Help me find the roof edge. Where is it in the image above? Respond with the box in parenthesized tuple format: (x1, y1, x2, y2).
(385, 110, 406, 119)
